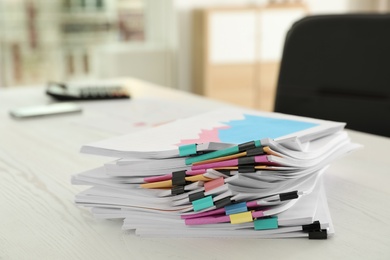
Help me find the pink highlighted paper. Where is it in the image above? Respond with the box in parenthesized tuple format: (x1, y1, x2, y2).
(177, 126, 230, 145)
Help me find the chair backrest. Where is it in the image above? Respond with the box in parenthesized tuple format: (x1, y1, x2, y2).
(274, 14, 390, 137)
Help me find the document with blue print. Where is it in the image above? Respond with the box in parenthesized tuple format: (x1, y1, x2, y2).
(80, 107, 346, 159)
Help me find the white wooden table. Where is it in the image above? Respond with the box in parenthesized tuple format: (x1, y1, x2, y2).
(1, 78, 389, 260)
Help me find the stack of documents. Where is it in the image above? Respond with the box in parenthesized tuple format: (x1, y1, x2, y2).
(72, 108, 360, 238)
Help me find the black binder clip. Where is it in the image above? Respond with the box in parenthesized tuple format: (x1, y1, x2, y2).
(171, 186, 185, 195)
(308, 229, 328, 240)
(279, 191, 299, 201)
(238, 141, 259, 152)
(172, 170, 187, 186)
(189, 191, 205, 202)
(238, 156, 256, 165)
(246, 147, 266, 156)
(214, 196, 233, 209)
(302, 221, 321, 232)
(238, 165, 256, 173)
(302, 221, 328, 240)
(214, 169, 232, 177)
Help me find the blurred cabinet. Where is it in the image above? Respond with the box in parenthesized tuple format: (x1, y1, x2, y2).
(192, 3, 307, 111)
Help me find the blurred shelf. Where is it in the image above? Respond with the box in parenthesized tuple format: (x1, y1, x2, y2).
(0, 0, 145, 87)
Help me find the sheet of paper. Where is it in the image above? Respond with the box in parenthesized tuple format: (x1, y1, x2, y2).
(80, 107, 345, 159)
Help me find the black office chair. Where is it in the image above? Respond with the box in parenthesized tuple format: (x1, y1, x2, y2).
(274, 14, 390, 137)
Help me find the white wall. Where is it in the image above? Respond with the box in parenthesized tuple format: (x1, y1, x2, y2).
(94, 43, 173, 86)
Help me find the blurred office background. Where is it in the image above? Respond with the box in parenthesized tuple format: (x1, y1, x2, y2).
(0, 0, 389, 111)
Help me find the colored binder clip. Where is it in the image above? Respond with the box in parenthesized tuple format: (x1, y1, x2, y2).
(204, 177, 225, 192)
(192, 196, 214, 212)
(229, 211, 253, 224)
(225, 202, 247, 215)
(253, 216, 278, 230)
(179, 143, 197, 156)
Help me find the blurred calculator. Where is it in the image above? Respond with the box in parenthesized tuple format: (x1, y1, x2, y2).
(46, 82, 130, 101)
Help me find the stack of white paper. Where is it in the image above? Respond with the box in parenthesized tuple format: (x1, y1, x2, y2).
(72, 108, 360, 239)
